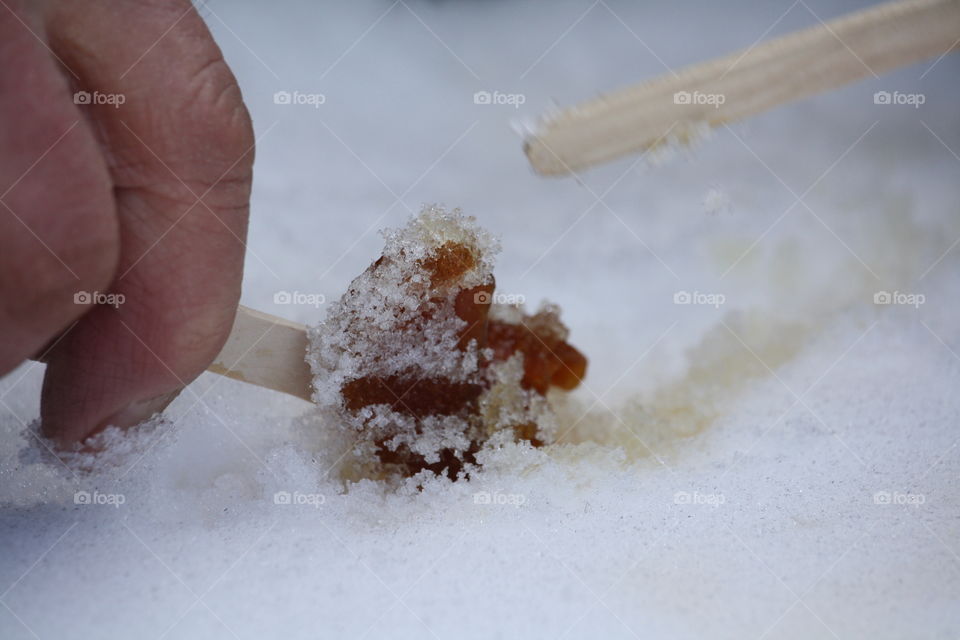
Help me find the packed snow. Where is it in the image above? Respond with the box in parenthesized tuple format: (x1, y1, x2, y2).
(2, 1, 958, 638)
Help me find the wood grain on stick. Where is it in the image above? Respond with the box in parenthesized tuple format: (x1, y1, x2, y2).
(525, 0, 960, 176)
(208, 305, 312, 402)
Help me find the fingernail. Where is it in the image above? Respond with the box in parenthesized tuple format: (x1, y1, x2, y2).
(98, 390, 181, 430)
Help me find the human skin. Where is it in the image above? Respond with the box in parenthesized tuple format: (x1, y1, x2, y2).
(0, 0, 254, 444)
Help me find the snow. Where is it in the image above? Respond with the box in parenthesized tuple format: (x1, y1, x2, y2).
(2, 0, 959, 638)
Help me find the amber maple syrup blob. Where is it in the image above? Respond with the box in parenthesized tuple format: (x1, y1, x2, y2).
(307, 206, 586, 480)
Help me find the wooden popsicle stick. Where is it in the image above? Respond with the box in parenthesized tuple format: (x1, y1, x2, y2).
(525, 0, 960, 176)
(208, 305, 313, 402)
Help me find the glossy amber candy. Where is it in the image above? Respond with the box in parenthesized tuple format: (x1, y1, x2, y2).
(338, 239, 586, 478)
(342, 374, 483, 416)
(419, 241, 476, 286)
(341, 241, 495, 416)
(486, 310, 587, 394)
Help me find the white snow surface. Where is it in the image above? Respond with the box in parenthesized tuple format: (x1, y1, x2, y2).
(2, 1, 959, 638)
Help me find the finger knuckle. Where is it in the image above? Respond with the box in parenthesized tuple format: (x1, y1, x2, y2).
(184, 56, 256, 183)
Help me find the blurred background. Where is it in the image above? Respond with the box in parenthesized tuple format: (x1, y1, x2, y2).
(228, 0, 958, 392)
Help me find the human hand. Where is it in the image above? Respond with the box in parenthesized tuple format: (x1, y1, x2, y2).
(0, 0, 255, 444)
